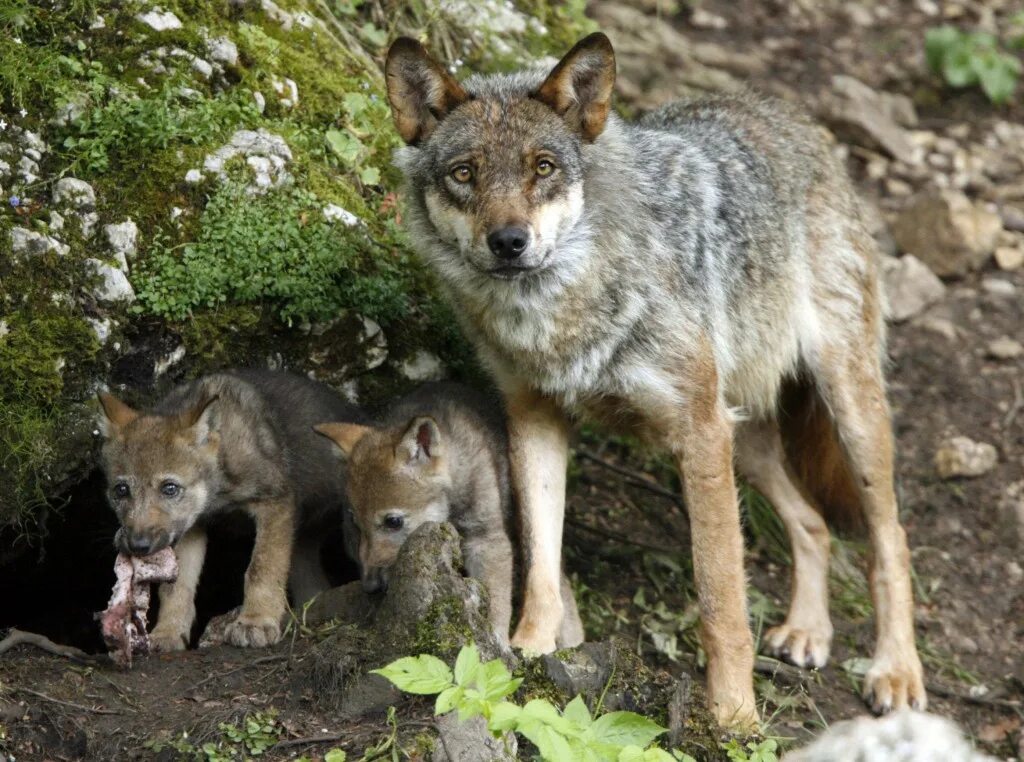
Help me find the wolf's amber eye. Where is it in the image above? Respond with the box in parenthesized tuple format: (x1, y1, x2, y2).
(536, 158, 556, 177)
(382, 514, 404, 531)
(113, 483, 130, 499)
(160, 481, 181, 498)
(450, 165, 473, 184)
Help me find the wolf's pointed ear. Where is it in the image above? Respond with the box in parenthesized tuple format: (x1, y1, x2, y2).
(385, 37, 468, 145)
(97, 391, 139, 435)
(534, 32, 616, 142)
(179, 395, 219, 447)
(315, 422, 373, 457)
(396, 416, 442, 466)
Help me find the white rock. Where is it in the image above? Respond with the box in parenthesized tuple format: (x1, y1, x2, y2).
(981, 277, 1016, 297)
(881, 254, 946, 322)
(202, 129, 292, 193)
(49, 211, 64, 231)
(438, 0, 526, 34)
(271, 77, 299, 109)
(105, 220, 139, 266)
(205, 36, 238, 67)
(323, 204, 360, 226)
(986, 336, 1023, 360)
(17, 155, 40, 184)
(691, 8, 729, 29)
(253, 91, 266, 114)
(935, 436, 998, 479)
(136, 8, 183, 31)
(191, 56, 214, 80)
(359, 316, 388, 370)
(52, 177, 96, 210)
(293, 12, 316, 29)
(994, 246, 1023, 271)
(10, 227, 69, 257)
(399, 350, 444, 382)
(87, 317, 113, 344)
(260, 0, 295, 29)
(154, 345, 186, 377)
(88, 259, 136, 303)
(184, 168, 203, 184)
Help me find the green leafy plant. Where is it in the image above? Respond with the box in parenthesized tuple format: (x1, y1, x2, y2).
(925, 25, 1023, 103)
(144, 710, 283, 760)
(373, 644, 674, 761)
(721, 738, 779, 762)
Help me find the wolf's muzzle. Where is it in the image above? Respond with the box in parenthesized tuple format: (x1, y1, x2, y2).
(486, 226, 530, 260)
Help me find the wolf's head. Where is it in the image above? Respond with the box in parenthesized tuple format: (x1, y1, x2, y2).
(385, 33, 615, 282)
(97, 392, 220, 556)
(315, 416, 452, 593)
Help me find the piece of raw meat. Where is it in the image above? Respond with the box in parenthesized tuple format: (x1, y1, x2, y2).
(97, 548, 178, 667)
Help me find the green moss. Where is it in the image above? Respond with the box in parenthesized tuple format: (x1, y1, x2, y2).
(413, 595, 476, 659)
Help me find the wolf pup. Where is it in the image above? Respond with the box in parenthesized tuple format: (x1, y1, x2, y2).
(98, 370, 367, 650)
(383, 34, 926, 726)
(315, 381, 584, 648)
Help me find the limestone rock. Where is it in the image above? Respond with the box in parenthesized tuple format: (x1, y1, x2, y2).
(986, 336, 1023, 360)
(105, 220, 139, 269)
(935, 436, 998, 479)
(881, 254, 946, 322)
(10, 227, 69, 258)
(88, 259, 136, 304)
(892, 190, 1003, 277)
(432, 714, 516, 762)
(399, 350, 444, 382)
(323, 204, 360, 226)
(205, 36, 239, 67)
(136, 8, 182, 31)
(52, 177, 96, 211)
(994, 245, 1023, 271)
(820, 75, 919, 164)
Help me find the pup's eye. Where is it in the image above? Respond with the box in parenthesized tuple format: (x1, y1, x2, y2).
(160, 481, 181, 498)
(536, 158, 556, 177)
(113, 482, 130, 499)
(450, 164, 473, 183)
(382, 514, 404, 531)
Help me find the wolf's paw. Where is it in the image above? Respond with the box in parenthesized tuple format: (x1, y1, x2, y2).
(762, 622, 833, 669)
(510, 626, 557, 656)
(224, 614, 282, 648)
(862, 654, 927, 714)
(709, 694, 761, 733)
(150, 627, 189, 652)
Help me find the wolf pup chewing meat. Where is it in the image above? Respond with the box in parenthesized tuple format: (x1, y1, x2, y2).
(384, 33, 926, 726)
(315, 381, 584, 648)
(98, 370, 367, 650)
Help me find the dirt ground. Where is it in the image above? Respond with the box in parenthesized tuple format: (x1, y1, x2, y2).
(2, 1, 1023, 760)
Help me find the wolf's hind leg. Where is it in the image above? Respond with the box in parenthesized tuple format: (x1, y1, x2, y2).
(735, 420, 833, 669)
(556, 573, 584, 648)
(225, 499, 293, 648)
(812, 348, 925, 713)
(151, 526, 208, 651)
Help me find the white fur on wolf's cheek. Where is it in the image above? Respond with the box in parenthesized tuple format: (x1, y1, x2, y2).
(532, 183, 584, 249)
(425, 190, 474, 251)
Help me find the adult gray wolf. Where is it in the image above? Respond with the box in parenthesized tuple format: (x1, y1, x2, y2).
(383, 32, 925, 727)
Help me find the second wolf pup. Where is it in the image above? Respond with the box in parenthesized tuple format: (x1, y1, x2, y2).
(98, 369, 368, 650)
(315, 382, 584, 647)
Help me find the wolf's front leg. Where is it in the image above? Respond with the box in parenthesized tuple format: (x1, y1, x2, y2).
(463, 532, 514, 645)
(225, 499, 294, 648)
(671, 396, 759, 730)
(150, 526, 208, 651)
(505, 388, 570, 655)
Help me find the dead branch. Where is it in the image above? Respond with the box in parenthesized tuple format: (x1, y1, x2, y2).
(0, 628, 96, 663)
(13, 687, 120, 715)
(576, 449, 684, 505)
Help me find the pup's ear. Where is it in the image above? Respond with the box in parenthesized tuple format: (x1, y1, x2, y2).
(385, 36, 468, 145)
(97, 391, 139, 436)
(315, 422, 373, 457)
(534, 32, 616, 142)
(396, 416, 442, 466)
(179, 395, 219, 447)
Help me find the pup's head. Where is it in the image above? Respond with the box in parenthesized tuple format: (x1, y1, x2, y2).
(385, 33, 615, 280)
(315, 416, 452, 593)
(97, 392, 220, 556)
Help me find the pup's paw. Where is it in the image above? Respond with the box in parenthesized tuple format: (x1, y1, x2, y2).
(762, 622, 833, 669)
(149, 627, 189, 652)
(709, 695, 761, 733)
(862, 654, 927, 714)
(224, 613, 282, 648)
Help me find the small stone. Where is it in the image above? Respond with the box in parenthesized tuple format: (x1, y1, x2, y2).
(913, 315, 958, 341)
(884, 177, 912, 196)
(935, 435, 998, 479)
(190, 56, 213, 80)
(998, 483, 1024, 549)
(359, 316, 388, 370)
(399, 350, 444, 382)
(432, 714, 516, 762)
(88, 317, 113, 345)
(205, 36, 238, 67)
(986, 336, 1023, 359)
(105, 220, 139, 267)
(690, 8, 728, 29)
(88, 259, 136, 304)
(981, 277, 1016, 297)
(136, 8, 182, 31)
(154, 345, 186, 377)
(881, 254, 946, 322)
(271, 77, 299, 109)
(52, 177, 96, 211)
(184, 168, 203, 184)
(49, 211, 64, 231)
(11, 227, 68, 257)
(892, 189, 1002, 277)
(323, 204, 360, 226)
(253, 91, 266, 114)
(821, 76, 919, 163)
(994, 246, 1023, 270)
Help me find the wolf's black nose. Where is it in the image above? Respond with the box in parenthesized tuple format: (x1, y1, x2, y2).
(127, 536, 153, 555)
(487, 227, 529, 259)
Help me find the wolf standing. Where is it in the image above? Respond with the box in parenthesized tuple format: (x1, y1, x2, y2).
(98, 370, 366, 650)
(384, 33, 926, 726)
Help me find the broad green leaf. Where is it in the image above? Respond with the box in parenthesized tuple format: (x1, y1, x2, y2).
(619, 746, 645, 762)
(325, 128, 362, 165)
(942, 43, 978, 88)
(925, 25, 960, 73)
(324, 751, 347, 762)
(359, 166, 381, 185)
(521, 698, 575, 736)
(588, 712, 665, 749)
(454, 644, 481, 686)
(488, 702, 522, 733)
(563, 695, 593, 728)
(975, 51, 1020, 104)
(520, 724, 576, 762)
(371, 654, 453, 695)
(435, 686, 461, 716)
(456, 695, 487, 723)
